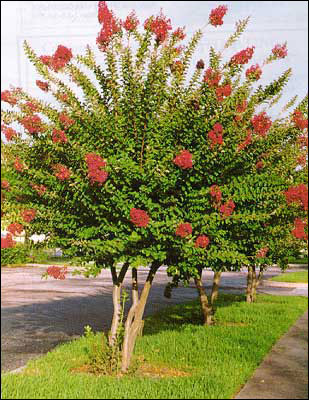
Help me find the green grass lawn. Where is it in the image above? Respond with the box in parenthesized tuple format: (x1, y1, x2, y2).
(2, 294, 308, 399)
(269, 270, 308, 283)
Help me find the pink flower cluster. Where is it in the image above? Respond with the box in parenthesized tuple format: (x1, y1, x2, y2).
(285, 184, 308, 211)
(230, 47, 255, 65)
(85, 153, 108, 185)
(237, 130, 253, 152)
(292, 218, 308, 240)
(220, 200, 235, 217)
(47, 265, 68, 280)
(246, 64, 262, 80)
(1, 90, 17, 106)
(123, 11, 139, 32)
(272, 43, 288, 59)
(14, 158, 25, 172)
(293, 110, 308, 131)
(20, 115, 44, 135)
(97, 1, 121, 51)
(208, 123, 224, 148)
(24, 101, 39, 113)
(203, 68, 221, 87)
(1, 180, 10, 190)
(173, 150, 193, 169)
(209, 5, 228, 27)
(130, 208, 150, 227)
(21, 209, 36, 223)
(195, 235, 210, 248)
(210, 184, 222, 203)
(7, 223, 24, 236)
(54, 164, 71, 180)
(31, 183, 47, 196)
(59, 113, 75, 129)
(251, 112, 272, 137)
(144, 10, 172, 43)
(1, 233, 15, 249)
(216, 84, 232, 102)
(40, 45, 73, 72)
(36, 80, 49, 92)
(176, 223, 192, 238)
(52, 129, 68, 144)
(2, 125, 18, 141)
(256, 247, 269, 258)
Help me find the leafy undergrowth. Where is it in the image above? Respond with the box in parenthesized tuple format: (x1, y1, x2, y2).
(2, 294, 308, 399)
(269, 270, 308, 283)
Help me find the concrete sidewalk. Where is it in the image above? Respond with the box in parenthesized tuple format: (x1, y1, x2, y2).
(235, 310, 308, 399)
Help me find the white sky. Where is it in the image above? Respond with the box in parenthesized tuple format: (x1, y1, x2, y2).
(1, 1, 308, 115)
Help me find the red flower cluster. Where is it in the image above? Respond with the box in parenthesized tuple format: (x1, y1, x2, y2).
(272, 43, 288, 59)
(59, 113, 75, 129)
(24, 101, 39, 112)
(130, 208, 150, 227)
(297, 154, 307, 166)
(256, 247, 269, 258)
(251, 112, 272, 136)
(209, 5, 228, 27)
(292, 218, 308, 240)
(216, 84, 232, 102)
(2, 125, 18, 141)
(85, 153, 108, 185)
(97, 1, 121, 51)
(123, 11, 139, 32)
(246, 64, 262, 80)
(210, 184, 222, 203)
(54, 164, 71, 180)
(21, 209, 36, 223)
(36, 80, 49, 92)
(293, 110, 308, 131)
(208, 123, 224, 148)
(176, 223, 193, 238)
(256, 161, 264, 169)
(195, 235, 210, 248)
(7, 223, 24, 235)
(297, 135, 308, 149)
(236, 100, 247, 113)
(40, 45, 73, 72)
(1, 233, 15, 249)
(1, 180, 10, 190)
(14, 157, 25, 172)
(173, 150, 193, 169)
(20, 115, 44, 135)
(285, 184, 308, 211)
(47, 265, 68, 280)
(52, 129, 68, 144)
(1, 90, 17, 106)
(220, 200, 235, 217)
(31, 183, 47, 196)
(172, 27, 186, 40)
(203, 68, 221, 87)
(144, 10, 172, 43)
(230, 46, 255, 65)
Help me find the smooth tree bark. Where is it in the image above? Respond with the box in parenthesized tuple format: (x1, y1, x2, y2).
(121, 261, 160, 372)
(109, 262, 129, 346)
(246, 265, 265, 303)
(194, 267, 214, 325)
(210, 271, 222, 304)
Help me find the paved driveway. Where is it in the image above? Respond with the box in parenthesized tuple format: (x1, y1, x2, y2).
(1, 265, 307, 372)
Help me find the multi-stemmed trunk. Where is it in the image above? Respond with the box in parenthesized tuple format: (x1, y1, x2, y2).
(121, 261, 160, 372)
(246, 265, 264, 303)
(108, 261, 160, 373)
(194, 268, 223, 325)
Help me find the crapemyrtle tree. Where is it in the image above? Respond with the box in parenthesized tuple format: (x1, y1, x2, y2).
(1, 1, 308, 370)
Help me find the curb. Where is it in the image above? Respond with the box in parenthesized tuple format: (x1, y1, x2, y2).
(261, 280, 308, 288)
